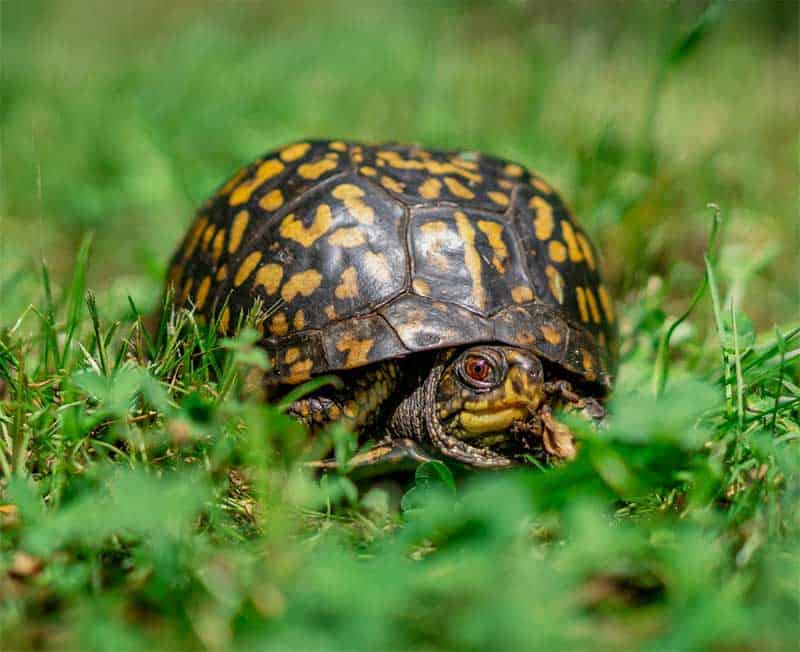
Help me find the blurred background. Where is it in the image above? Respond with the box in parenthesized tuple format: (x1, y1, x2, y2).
(2, 0, 797, 332)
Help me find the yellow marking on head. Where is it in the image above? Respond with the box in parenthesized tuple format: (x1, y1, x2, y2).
(546, 265, 565, 303)
(504, 163, 523, 177)
(216, 264, 228, 281)
(548, 240, 567, 263)
(217, 167, 249, 196)
(359, 166, 377, 176)
(281, 270, 322, 302)
(444, 176, 475, 199)
(531, 176, 552, 193)
(280, 142, 311, 162)
(584, 286, 602, 324)
(511, 286, 533, 303)
(332, 183, 374, 224)
(179, 276, 193, 305)
(419, 177, 442, 199)
(183, 216, 208, 261)
(412, 278, 430, 296)
(380, 175, 405, 193)
(255, 263, 283, 294)
(576, 232, 596, 270)
(363, 252, 392, 284)
(541, 324, 562, 345)
(575, 286, 590, 322)
(298, 158, 337, 180)
(227, 210, 249, 254)
(324, 304, 337, 320)
(530, 196, 554, 240)
(211, 229, 225, 264)
(487, 191, 509, 207)
(329, 141, 347, 152)
(229, 159, 284, 206)
(560, 220, 583, 263)
(219, 307, 230, 334)
(194, 276, 212, 310)
(201, 223, 216, 251)
(335, 266, 359, 299)
(284, 347, 300, 364)
(259, 189, 283, 212)
(270, 311, 288, 336)
(477, 220, 508, 273)
(454, 211, 486, 310)
(336, 336, 375, 367)
(279, 204, 333, 247)
(459, 407, 529, 435)
(234, 251, 262, 287)
(287, 359, 313, 383)
(293, 309, 306, 330)
(328, 227, 366, 247)
(598, 284, 614, 323)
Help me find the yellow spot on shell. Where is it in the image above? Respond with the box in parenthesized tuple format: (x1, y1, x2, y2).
(182, 216, 208, 261)
(201, 223, 216, 251)
(228, 210, 249, 254)
(363, 252, 391, 284)
(504, 163, 523, 177)
(284, 347, 300, 364)
(419, 177, 442, 199)
(234, 251, 262, 287)
(582, 350, 595, 376)
(541, 324, 562, 345)
(254, 263, 283, 295)
(377, 150, 481, 182)
(421, 220, 447, 234)
(359, 166, 377, 176)
(219, 307, 231, 334)
(217, 166, 249, 197)
(329, 141, 347, 152)
(575, 286, 590, 322)
(584, 286, 602, 324)
(332, 183, 374, 224)
(531, 176, 552, 193)
(211, 229, 225, 264)
(195, 276, 212, 310)
(444, 176, 475, 199)
(293, 309, 306, 330)
(454, 210, 485, 310)
(477, 220, 508, 273)
(511, 286, 534, 303)
(598, 284, 614, 323)
(280, 142, 311, 162)
(546, 265, 565, 304)
(336, 336, 375, 368)
(279, 204, 333, 247)
(530, 196, 554, 240)
(412, 278, 430, 296)
(487, 191, 509, 207)
(281, 269, 322, 302)
(335, 266, 359, 299)
(179, 276, 193, 305)
(328, 227, 366, 247)
(561, 220, 583, 263)
(298, 157, 337, 180)
(270, 312, 288, 336)
(548, 240, 567, 263)
(380, 175, 405, 193)
(576, 232, 596, 270)
(288, 359, 313, 383)
(229, 159, 284, 206)
(259, 189, 283, 211)
(216, 264, 228, 281)
(498, 179, 513, 190)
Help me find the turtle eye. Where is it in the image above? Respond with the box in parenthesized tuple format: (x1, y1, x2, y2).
(459, 352, 502, 389)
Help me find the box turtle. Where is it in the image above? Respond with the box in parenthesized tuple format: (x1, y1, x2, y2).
(167, 140, 617, 470)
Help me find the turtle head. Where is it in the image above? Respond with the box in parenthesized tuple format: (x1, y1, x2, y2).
(421, 345, 548, 468)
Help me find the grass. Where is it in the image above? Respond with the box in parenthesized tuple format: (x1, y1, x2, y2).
(1, 1, 798, 650)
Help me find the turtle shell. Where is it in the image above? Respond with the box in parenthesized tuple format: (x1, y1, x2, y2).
(167, 140, 618, 388)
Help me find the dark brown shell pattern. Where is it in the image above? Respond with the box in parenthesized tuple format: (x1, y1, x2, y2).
(167, 140, 618, 388)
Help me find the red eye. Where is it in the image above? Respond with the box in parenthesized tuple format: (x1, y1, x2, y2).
(464, 356, 491, 382)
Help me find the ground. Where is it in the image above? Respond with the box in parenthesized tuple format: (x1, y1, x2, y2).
(1, 1, 798, 650)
